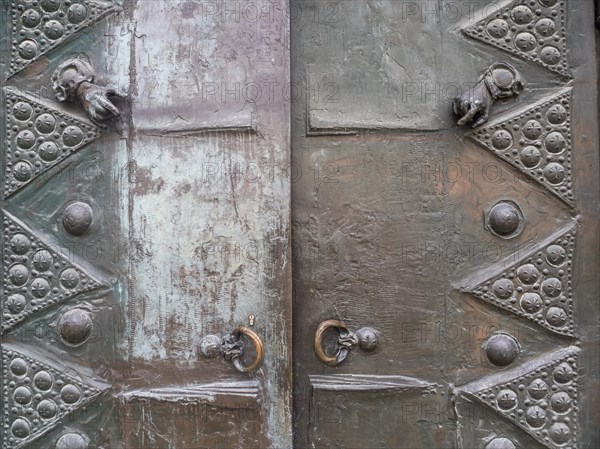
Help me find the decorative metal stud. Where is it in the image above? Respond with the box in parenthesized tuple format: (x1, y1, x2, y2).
(485, 201, 524, 238)
(485, 437, 516, 449)
(62, 202, 94, 236)
(58, 308, 94, 346)
(484, 333, 520, 367)
(55, 433, 89, 449)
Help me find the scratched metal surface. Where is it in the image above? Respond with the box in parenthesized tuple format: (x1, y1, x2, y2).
(1, 0, 291, 448)
(291, 1, 599, 448)
(0, 0, 599, 448)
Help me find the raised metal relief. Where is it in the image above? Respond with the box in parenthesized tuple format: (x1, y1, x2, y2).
(122, 380, 260, 410)
(199, 325, 265, 374)
(462, 0, 571, 78)
(454, 62, 523, 128)
(1, 211, 103, 334)
(309, 374, 436, 393)
(3, 89, 100, 198)
(57, 307, 94, 347)
(2, 347, 103, 449)
(463, 222, 576, 337)
(459, 346, 580, 449)
(61, 201, 93, 236)
(469, 88, 574, 207)
(52, 58, 121, 126)
(8, 0, 119, 78)
(485, 437, 516, 449)
(484, 333, 521, 367)
(55, 433, 90, 449)
(485, 200, 524, 239)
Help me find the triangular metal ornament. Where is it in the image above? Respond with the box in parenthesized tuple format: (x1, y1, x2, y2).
(462, 0, 571, 78)
(1, 347, 103, 449)
(459, 346, 580, 449)
(3, 89, 101, 198)
(464, 222, 576, 337)
(1, 211, 104, 334)
(8, 0, 119, 78)
(469, 88, 573, 207)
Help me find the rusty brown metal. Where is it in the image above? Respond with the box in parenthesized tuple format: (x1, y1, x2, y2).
(1, 0, 291, 447)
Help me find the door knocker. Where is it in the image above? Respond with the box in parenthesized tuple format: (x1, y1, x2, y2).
(52, 57, 122, 126)
(453, 62, 524, 128)
(313, 319, 380, 366)
(199, 325, 265, 374)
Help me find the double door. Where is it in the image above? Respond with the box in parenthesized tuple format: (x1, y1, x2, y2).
(1, 1, 598, 448)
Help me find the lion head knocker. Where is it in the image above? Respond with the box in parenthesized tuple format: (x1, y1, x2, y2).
(52, 57, 121, 126)
(453, 62, 524, 128)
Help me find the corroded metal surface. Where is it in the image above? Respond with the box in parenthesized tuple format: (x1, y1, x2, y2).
(2, 0, 291, 447)
(0, 0, 598, 448)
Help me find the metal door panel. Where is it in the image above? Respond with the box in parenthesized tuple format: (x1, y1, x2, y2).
(305, 0, 447, 132)
(130, 0, 255, 132)
(308, 374, 449, 449)
(292, 1, 599, 448)
(1, 1, 291, 448)
(120, 382, 263, 449)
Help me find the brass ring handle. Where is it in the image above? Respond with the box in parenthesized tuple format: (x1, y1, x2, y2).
(314, 320, 379, 366)
(314, 319, 350, 365)
(231, 325, 265, 373)
(199, 325, 265, 374)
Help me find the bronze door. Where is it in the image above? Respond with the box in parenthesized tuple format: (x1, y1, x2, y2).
(291, 1, 599, 449)
(1, 1, 599, 449)
(1, 0, 291, 448)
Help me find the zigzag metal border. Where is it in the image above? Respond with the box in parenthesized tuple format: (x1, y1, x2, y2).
(468, 88, 574, 207)
(462, 0, 571, 78)
(2, 346, 107, 449)
(3, 88, 101, 198)
(1, 210, 105, 334)
(7, 0, 119, 79)
(461, 220, 577, 337)
(459, 346, 580, 449)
